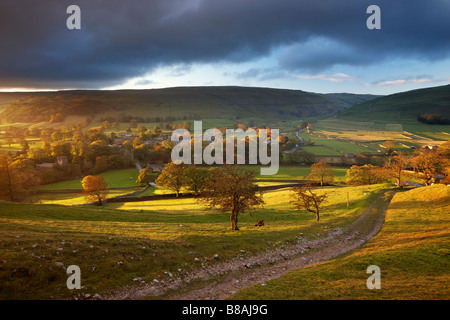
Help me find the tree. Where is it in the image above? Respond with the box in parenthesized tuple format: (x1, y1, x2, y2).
(122, 140, 133, 152)
(136, 167, 156, 186)
(129, 119, 138, 128)
(0, 155, 40, 202)
(383, 152, 410, 188)
(438, 140, 450, 157)
(0, 155, 16, 201)
(345, 164, 387, 185)
(442, 165, 450, 184)
(199, 165, 264, 230)
(410, 149, 448, 185)
(161, 140, 174, 152)
(153, 126, 162, 136)
(382, 140, 397, 156)
(102, 120, 112, 129)
(306, 161, 335, 186)
(155, 162, 187, 197)
(291, 183, 327, 221)
(94, 156, 110, 173)
(184, 165, 209, 195)
(81, 175, 109, 205)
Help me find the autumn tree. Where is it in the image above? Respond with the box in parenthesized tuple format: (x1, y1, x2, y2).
(306, 161, 335, 186)
(153, 126, 162, 136)
(0, 155, 40, 202)
(383, 152, 410, 188)
(81, 175, 109, 205)
(345, 164, 387, 185)
(122, 140, 133, 152)
(410, 149, 449, 185)
(291, 183, 327, 221)
(136, 167, 156, 186)
(161, 140, 174, 152)
(441, 165, 450, 184)
(437, 140, 450, 157)
(184, 165, 209, 195)
(155, 162, 187, 197)
(382, 140, 397, 156)
(200, 165, 264, 230)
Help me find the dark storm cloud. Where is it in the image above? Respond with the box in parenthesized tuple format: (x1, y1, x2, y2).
(1, 0, 449, 88)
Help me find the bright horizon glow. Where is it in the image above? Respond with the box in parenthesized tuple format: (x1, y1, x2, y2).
(96, 53, 450, 96)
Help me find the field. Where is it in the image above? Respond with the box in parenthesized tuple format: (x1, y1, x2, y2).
(251, 165, 349, 182)
(297, 132, 380, 155)
(330, 84, 450, 145)
(231, 184, 450, 299)
(0, 183, 386, 299)
(39, 168, 141, 191)
(309, 120, 448, 152)
(32, 165, 351, 207)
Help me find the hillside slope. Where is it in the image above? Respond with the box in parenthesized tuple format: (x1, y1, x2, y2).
(0, 86, 378, 124)
(339, 84, 450, 122)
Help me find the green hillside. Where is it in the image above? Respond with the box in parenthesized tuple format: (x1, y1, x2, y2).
(314, 84, 450, 141)
(0, 86, 378, 126)
(339, 84, 450, 122)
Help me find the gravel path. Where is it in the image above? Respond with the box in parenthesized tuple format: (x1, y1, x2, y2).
(102, 190, 396, 300)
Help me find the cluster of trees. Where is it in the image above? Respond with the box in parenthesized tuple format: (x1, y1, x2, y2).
(155, 163, 210, 197)
(346, 146, 449, 187)
(292, 147, 450, 221)
(130, 163, 264, 231)
(25, 128, 135, 184)
(98, 113, 200, 126)
(0, 155, 40, 202)
(165, 122, 191, 131)
(0, 122, 176, 186)
(417, 113, 449, 125)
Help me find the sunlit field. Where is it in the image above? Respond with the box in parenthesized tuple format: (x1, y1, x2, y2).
(231, 184, 450, 300)
(0, 184, 386, 299)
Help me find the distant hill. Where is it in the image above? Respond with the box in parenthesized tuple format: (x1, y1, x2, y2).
(0, 86, 378, 125)
(339, 84, 450, 122)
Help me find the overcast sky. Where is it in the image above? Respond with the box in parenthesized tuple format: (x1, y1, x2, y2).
(1, 0, 450, 94)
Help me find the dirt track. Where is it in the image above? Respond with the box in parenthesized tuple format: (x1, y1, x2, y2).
(103, 190, 396, 300)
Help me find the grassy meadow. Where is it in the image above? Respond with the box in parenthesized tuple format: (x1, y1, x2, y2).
(32, 165, 351, 206)
(0, 183, 386, 299)
(39, 168, 141, 191)
(230, 184, 450, 300)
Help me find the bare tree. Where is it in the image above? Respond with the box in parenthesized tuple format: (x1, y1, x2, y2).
(291, 183, 327, 221)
